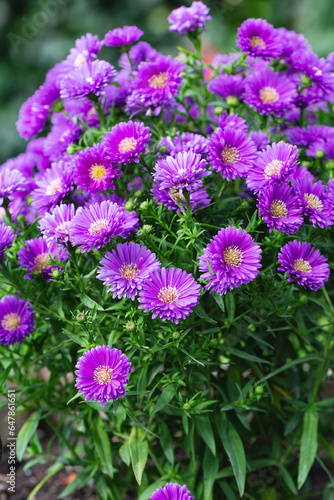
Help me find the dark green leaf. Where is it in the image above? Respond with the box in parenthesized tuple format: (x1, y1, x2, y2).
(153, 385, 175, 414)
(16, 410, 41, 461)
(225, 292, 235, 322)
(203, 447, 219, 500)
(129, 426, 148, 485)
(298, 408, 318, 489)
(92, 417, 114, 478)
(195, 415, 216, 456)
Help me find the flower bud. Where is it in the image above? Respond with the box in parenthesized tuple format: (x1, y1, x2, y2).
(226, 96, 239, 107)
(67, 144, 76, 155)
(125, 321, 136, 331)
(315, 149, 325, 159)
(214, 106, 224, 116)
(139, 200, 149, 211)
(76, 312, 86, 322)
(124, 199, 135, 211)
(137, 224, 153, 238)
(51, 269, 60, 279)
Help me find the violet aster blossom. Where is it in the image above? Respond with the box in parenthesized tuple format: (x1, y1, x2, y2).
(199, 226, 262, 295)
(2, 152, 36, 180)
(158, 132, 208, 157)
(0, 167, 29, 204)
(102, 120, 151, 165)
(168, 1, 211, 35)
(75, 345, 132, 407)
(31, 160, 74, 216)
(0, 223, 15, 259)
(0, 295, 34, 346)
(153, 151, 210, 191)
(119, 41, 158, 71)
(285, 125, 334, 147)
(138, 267, 201, 323)
(278, 240, 330, 291)
(69, 200, 139, 253)
(246, 141, 299, 194)
(100, 70, 131, 109)
(236, 18, 281, 60)
(17, 237, 68, 280)
(64, 98, 100, 128)
(257, 183, 304, 234)
(249, 130, 270, 151)
(218, 111, 248, 133)
(97, 242, 160, 300)
(208, 74, 245, 100)
(277, 27, 310, 65)
(43, 113, 81, 162)
(66, 33, 104, 68)
(125, 55, 184, 116)
(208, 126, 257, 181)
(151, 183, 210, 212)
(244, 68, 297, 116)
(104, 26, 144, 47)
(292, 177, 333, 229)
(150, 483, 194, 500)
(39, 204, 76, 244)
(60, 60, 116, 100)
(73, 144, 121, 193)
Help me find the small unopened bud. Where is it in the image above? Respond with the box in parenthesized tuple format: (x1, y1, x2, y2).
(255, 385, 264, 395)
(76, 313, 86, 322)
(226, 96, 239, 107)
(67, 144, 75, 155)
(183, 402, 191, 411)
(125, 321, 136, 331)
(172, 332, 180, 340)
(214, 106, 224, 116)
(137, 224, 153, 238)
(139, 200, 149, 211)
(159, 145, 168, 154)
(325, 160, 334, 171)
(301, 74, 312, 88)
(124, 199, 135, 211)
(51, 269, 60, 279)
(134, 190, 142, 198)
(316, 149, 325, 159)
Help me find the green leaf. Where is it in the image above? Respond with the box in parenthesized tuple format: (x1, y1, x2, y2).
(153, 385, 175, 414)
(228, 347, 271, 364)
(256, 354, 321, 385)
(16, 410, 41, 461)
(129, 426, 148, 485)
(80, 293, 104, 311)
(27, 462, 64, 500)
(203, 447, 219, 500)
(159, 422, 174, 465)
(138, 478, 168, 500)
(298, 408, 318, 489)
(62, 328, 87, 347)
(280, 465, 298, 495)
(195, 415, 216, 456)
(225, 292, 235, 322)
(58, 465, 97, 498)
(119, 440, 131, 467)
(213, 293, 225, 313)
(0, 364, 13, 390)
(218, 414, 246, 497)
(218, 480, 238, 500)
(194, 305, 217, 324)
(92, 417, 114, 478)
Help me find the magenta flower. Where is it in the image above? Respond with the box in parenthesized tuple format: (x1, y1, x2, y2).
(0, 295, 34, 346)
(97, 242, 160, 300)
(199, 226, 262, 295)
(151, 183, 210, 212)
(208, 73, 245, 100)
(278, 240, 330, 291)
(249, 130, 270, 151)
(60, 60, 116, 100)
(17, 237, 68, 280)
(218, 111, 248, 133)
(75, 345, 132, 407)
(66, 33, 104, 68)
(168, 1, 211, 35)
(104, 26, 144, 46)
(292, 178, 333, 229)
(102, 120, 151, 165)
(0, 167, 29, 203)
(39, 204, 76, 244)
(236, 18, 281, 60)
(43, 113, 81, 162)
(158, 132, 208, 157)
(0, 223, 15, 258)
(138, 267, 201, 323)
(150, 483, 194, 500)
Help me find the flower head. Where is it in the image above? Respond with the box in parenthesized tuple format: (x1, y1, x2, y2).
(249, 130, 270, 151)
(104, 26, 143, 46)
(39, 204, 76, 244)
(158, 132, 208, 157)
(0, 295, 34, 346)
(66, 33, 104, 67)
(0, 223, 15, 258)
(75, 345, 132, 407)
(153, 151, 210, 191)
(236, 18, 281, 60)
(208, 73, 245, 100)
(43, 113, 81, 162)
(278, 240, 329, 291)
(102, 121, 151, 165)
(199, 226, 262, 295)
(292, 177, 333, 229)
(138, 267, 201, 323)
(17, 237, 68, 280)
(218, 111, 248, 133)
(60, 60, 116, 100)
(97, 242, 160, 300)
(0, 167, 29, 203)
(150, 483, 194, 500)
(168, 1, 211, 35)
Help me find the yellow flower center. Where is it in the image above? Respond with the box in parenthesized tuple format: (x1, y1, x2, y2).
(46, 178, 63, 196)
(250, 36, 266, 49)
(88, 219, 109, 235)
(32, 252, 50, 274)
(304, 193, 323, 211)
(118, 137, 137, 153)
(264, 160, 283, 179)
(1, 313, 21, 332)
(90, 164, 107, 181)
(270, 200, 288, 218)
(223, 245, 243, 268)
(221, 146, 239, 164)
(148, 72, 169, 89)
(293, 258, 312, 273)
(94, 365, 113, 385)
(120, 263, 139, 280)
(259, 86, 280, 104)
(158, 286, 179, 304)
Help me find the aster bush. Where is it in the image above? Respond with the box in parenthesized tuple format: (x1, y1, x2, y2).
(1, 3, 334, 499)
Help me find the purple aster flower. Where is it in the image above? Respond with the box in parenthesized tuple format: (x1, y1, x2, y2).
(168, 1, 211, 35)
(218, 111, 248, 133)
(97, 242, 160, 300)
(246, 141, 298, 194)
(292, 166, 314, 184)
(0, 167, 29, 203)
(26, 137, 51, 172)
(69, 200, 139, 253)
(119, 41, 158, 71)
(158, 132, 208, 157)
(60, 60, 116, 100)
(150, 483, 194, 500)
(0, 295, 34, 346)
(2, 152, 37, 181)
(236, 18, 281, 60)
(66, 33, 104, 68)
(208, 126, 257, 181)
(153, 151, 210, 191)
(43, 113, 81, 162)
(292, 177, 333, 229)
(0, 223, 15, 258)
(17, 237, 68, 280)
(244, 68, 297, 116)
(75, 345, 132, 407)
(278, 240, 329, 291)
(199, 226, 262, 295)
(249, 130, 270, 151)
(277, 27, 310, 65)
(125, 55, 184, 116)
(208, 73, 245, 100)
(73, 144, 121, 194)
(138, 267, 200, 323)
(127, 176, 145, 193)
(257, 183, 303, 234)
(104, 26, 143, 47)
(152, 183, 210, 212)
(83, 192, 126, 208)
(64, 98, 100, 128)
(100, 70, 131, 109)
(102, 120, 151, 165)
(31, 160, 74, 216)
(39, 204, 76, 244)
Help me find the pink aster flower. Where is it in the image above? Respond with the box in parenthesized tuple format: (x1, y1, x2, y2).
(208, 73, 245, 100)
(168, 1, 211, 35)
(17, 237, 68, 280)
(151, 183, 210, 213)
(236, 18, 281, 60)
(60, 60, 116, 100)
(150, 483, 194, 500)
(43, 113, 81, 162)
(39, 204, 76, 244)
(66, 33, 104, 68)
(104, 26, 144, 47)
(292, 177, 333, 229)
(102, 120, 151, 165)
(0, 223, 15, 259)
(0, 295, 34, 346)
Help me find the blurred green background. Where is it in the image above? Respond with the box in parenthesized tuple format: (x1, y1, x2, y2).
(1, 0, 334, 164)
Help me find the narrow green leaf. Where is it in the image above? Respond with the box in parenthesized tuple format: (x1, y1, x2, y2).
(138, 478, 168, 500)
(80, 293, 104, 311)
(298, 408, 318, 489)
(256, 354, 321, 385)
(194, 305, 217, 324)
(218, 414, 246, 497)
(159, 422, 174, 465)
(92, 417, 114, 478)
(0, 364, 13, 390)
(218, 480, 238, 500)
(58, 465, 97, 498)
(213, 293, 225, 313)
(226, 292, 235, 322)
(280, 465, 298, 495)
(16, 410, 41, 461)
(62, 328, 87, 346)
(129, 426, 148, 485)
(195, 415, 216, 456)
(119, 440, 131, 467)
(203, 447, 219, 500)
(27, 462, 63, 500)
(228, 347, 271, 364)
(153, 385, 174, 414)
